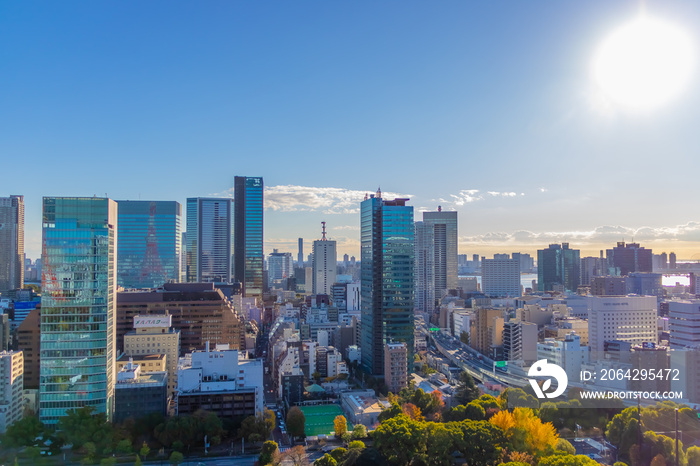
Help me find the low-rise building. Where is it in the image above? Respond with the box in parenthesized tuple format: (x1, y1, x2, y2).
(340, 390, 390, 427)
(114, 362, 168, 424)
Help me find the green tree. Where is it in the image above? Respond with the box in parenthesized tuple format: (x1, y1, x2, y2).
(100, 457, 117, 466)
(378, 403, 404, 423)
(169, 451, 184, 465)
(259, 440, 279, 465)
(134, 455, 143, 466)
(348, 441, 365, 450)
(460, 331, 470, 345)
(315, 453, 337, 466)
(1, 415, 44, 447)
(330, 448, 347, 462)
(57, 406, 113, 451)
(425, 422, 461, 466)
(139, 441, 151, 458)
(538, 454, 599, 466)
(453, 419, 505, 466)
(455, 371, 480, 405)
(115, 439, 132, 455)
(688, 446, 700, 466)
(352, 424, 367, 439)
(373, 415, 428, 466)
(286, 406, 306, 439)
(555, 438, 576, 455)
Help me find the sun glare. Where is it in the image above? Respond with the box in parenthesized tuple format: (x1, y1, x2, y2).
(593, 15, 695, 111)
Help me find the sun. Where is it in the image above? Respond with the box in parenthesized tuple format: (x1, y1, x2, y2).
(593, 15, 695, 111)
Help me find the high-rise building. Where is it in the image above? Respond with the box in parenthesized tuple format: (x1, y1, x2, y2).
(669, 252, 677, 270)
(298, 238, 304, 267)
(360, 191, 414, 376)
(40, 197, 118, 424)
(0, 351, 24, 433)
(580, 256, 602, 286)
(117, 200, 182, 289)
(588, 295, 657, 356)
(606, 242, 653, 276)
(537, 243, 581, 292)
(482, 254, 521, 297)
(268, 249, 294, 285)
(668, 301, 700, 403)
(0, 195, 24, 292)
(16, 308, 40, 389)
(312, 222, 337, 295)
(186, 198, 232, 283)
(234, 176, 264, 298)
(414, 222, 435, 314)
(422, 208, 458, 296)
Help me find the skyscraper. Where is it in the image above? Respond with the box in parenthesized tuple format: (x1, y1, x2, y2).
(298, 238, 304, 267)
(415, 207, 457, 313)
(234, 176, 264, 298)
(117, 201, 181, 289)
(360, 191, 414, 376)
(186, 198, 232, 283)
(0, 195, 24, 292)
(40, 197, 118, 424)
(312, 222, 337, 295)
(482, 254, 521, 297)
(605, 242, 652, 276)
(268, 249, 293, 285)
(537, 243, 581, 292)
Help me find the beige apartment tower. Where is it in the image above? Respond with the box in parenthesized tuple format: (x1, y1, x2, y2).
(0, 195, 24, 292)
(384, 342, 408, 394)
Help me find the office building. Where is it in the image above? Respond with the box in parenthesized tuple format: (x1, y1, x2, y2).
(360, 191, 415, 375)
(117, 283, 243, 356)
(186, 198, 232, 283)
(415, 208, 458, 314)
(537, 334, 589, 382)
(177, 345, 264, 417)
(312, 222, 337, 295)
(537, 243, 581, 293)
(668, 300, 700, 403)
(268, 249, 293, 286)
(0, 351, 23, 433)
(580, 256, 602, 286)
(298, 238, 304, 266)
(588, 295, 657, 356)
(384, 342, 408, 394)
(590, 276, 628, 296)
(40, 197, 117, 424)
(117, 200, 182, 289)
(482, 254, 521, 297)
(502, 320, 537, 364)
(472, 308, 504, 356)
(0, 195, 24, 292)
(0, 313, 8, 352)
(234, 176, 264, 298)
(123, 315, 180, 395)
(16, 308, 40, 389)
(114, 363, 168, 423)
(606, 242, 653, 276)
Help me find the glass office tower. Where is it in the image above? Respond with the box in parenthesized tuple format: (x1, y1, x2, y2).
(186, 198, 232, 283)
(40, 197, 118, 424)
(234, 176, 263, 298)
(360, 191, 414, 376)
(537, 243, 581, 292)
(117, 200, 181, 289)
(0, 195, 24, 292)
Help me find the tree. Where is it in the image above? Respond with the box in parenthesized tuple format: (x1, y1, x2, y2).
(453, 420, 505, 466)
(538, 455, 598, 466)
(455, 371, 480, 405)
(285, 445, 310, 466)
(334, 415, 348, 438)
(373, 415, 428, 466)
(116, 439, 133, 455)
(688, 446, 700, 466)
(260, 440, 279, 465)
(287, 407, 306, 439)
(100, 458, 117, 466)
(556, 438, 576, 455)
(352, 424, 367, 439)
(460, 331, 470, 346)
(57, 406, 113, 451)
(1, 415, 44, 447)
(315, 453, 337, 466)
(348, 441, 365, 450)
(134, 455, 143, 466)
(378, 403, 403, 423)
(402, 403, 424, 421)
(239, 410, 274, 442)
(169, 451, 184, 465)
(139, 441, 151, 458)
(331, 448, 347, 462)
(490, 408, 558, 455)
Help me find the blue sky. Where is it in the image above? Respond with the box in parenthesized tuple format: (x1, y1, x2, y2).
(3, 1, 700, 260)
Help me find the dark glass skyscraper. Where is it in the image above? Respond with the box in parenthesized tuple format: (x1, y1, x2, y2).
(186, 198, 232, 283)
(40, 197, 118, 424)
(234, 176, 263, 298)
(360, 191, 414, 376)
(537, 243, 581, 292)
(117, 201, 181, 289)
(0, 195, 24, 292)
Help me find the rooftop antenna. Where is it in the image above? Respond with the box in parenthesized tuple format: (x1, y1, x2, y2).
(321, 221, 327, 241)
(438, 205, 442, 212)
(376, 186, 382, 198)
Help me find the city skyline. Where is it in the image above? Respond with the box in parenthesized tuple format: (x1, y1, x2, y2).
(4, 1, 700, 260)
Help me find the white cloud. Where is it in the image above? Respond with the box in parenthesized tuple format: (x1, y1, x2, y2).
(263, 185, 410, 214)
(447, 189, 524, 207)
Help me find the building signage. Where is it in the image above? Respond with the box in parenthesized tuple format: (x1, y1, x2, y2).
(133, 315, 172, 328)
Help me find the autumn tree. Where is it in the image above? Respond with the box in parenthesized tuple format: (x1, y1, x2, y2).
(260, 440, 279, 465)
(490, 407, 558, 456)
(402, 403, 425, 421)
(334, 415, 348, 438)
(285, 445, 310, 466)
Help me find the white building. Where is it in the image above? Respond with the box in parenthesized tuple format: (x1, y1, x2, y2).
(588, 296, 657, 357)
(669, 301, 700, 403)
(312, 224, 337, 295)
(177, 344, 264, 416)
(0, 351, 23, 433)
(537, 333, 589, 382)
(452, 309, 472, 337)
(346, 345, 361, 364)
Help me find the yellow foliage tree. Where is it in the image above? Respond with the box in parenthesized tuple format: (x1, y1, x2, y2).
(489, 407, 558, 455)
(333, 415, 348, 438)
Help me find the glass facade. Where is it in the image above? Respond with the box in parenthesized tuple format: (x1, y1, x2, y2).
(360, 195, 414, 376)
(537, 243, 581, 292)
(186, 198, 232, 283)
(234, 176, 263, 298)
(116, 201, 181, 289)
(40, 197, 118, 424)
(0, 195, 24, 292)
